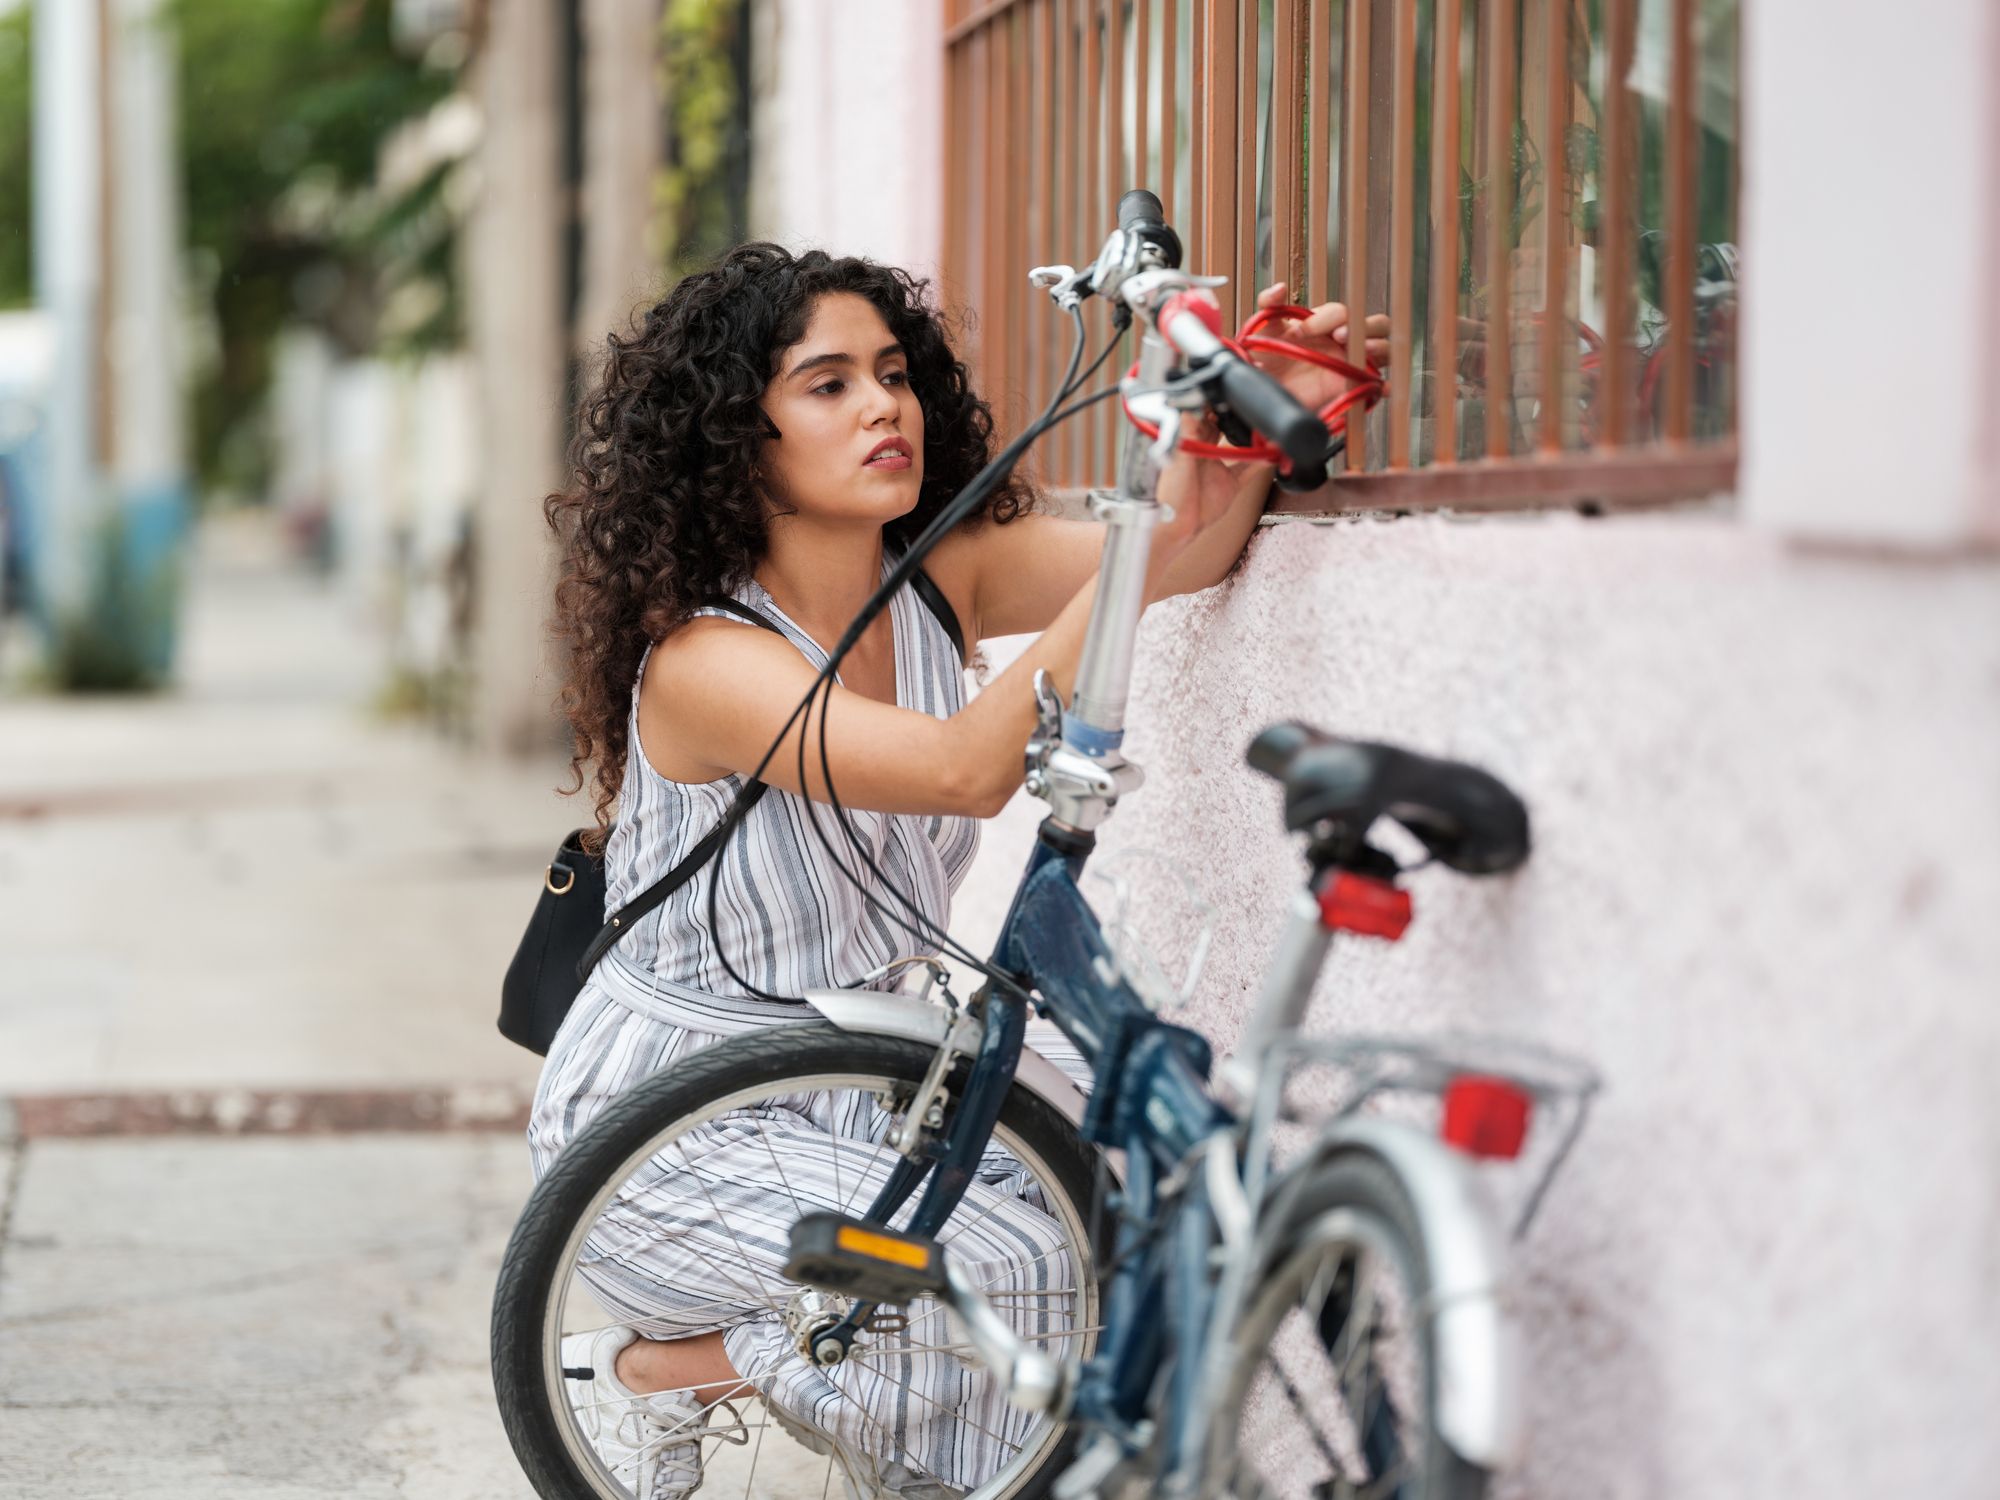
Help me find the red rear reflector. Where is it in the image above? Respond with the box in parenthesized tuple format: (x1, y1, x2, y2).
(1315, 871, 1413, 939)
(1440, 1076, 1533, 1160)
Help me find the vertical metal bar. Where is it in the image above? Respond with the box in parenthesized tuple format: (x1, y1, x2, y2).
(1536, 0, 1568, 453)
(1307, 0, 1333, 303)
(1039, 0, 1057, 452)
(1188, 0, 1206, 273)
(1429, 0, 1463, 465)
(1664, 0, 1695, 442)
(1083, 0, 1103, 476)
(977, 28, 996, 389)
(1059, 0, 1080, 481)
(944, 33, 963, 303)
(1205, 0, 1240, 317)
(1107, 0, 1128, 467)
(1161, 0, 1178, 230)
(1109, 0, 1125, 193)
(994, 14, 1014, 432)
(1598, 0, 1634, 448)
(1342, 0, 1373, 470)
(1482, 0, 1514, 459)
(1136, 0, 1151, 190)
(1237, 0, 1258, 315)
(1387, 0, 1416, 468)
(1013, 4, 1033, 440)
(1273, 0, 1301, 296)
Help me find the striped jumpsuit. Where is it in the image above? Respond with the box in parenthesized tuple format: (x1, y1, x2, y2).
(528, 553, 1093, 1495)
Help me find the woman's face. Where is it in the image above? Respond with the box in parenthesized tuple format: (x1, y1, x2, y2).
(757, 292, 925, 528)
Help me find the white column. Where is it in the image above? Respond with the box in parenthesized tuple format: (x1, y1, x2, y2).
(1738, 0, 2000, 548)
(31, 0, 103, 627)
(467, 0, 567, 754)
(107, 0, 185, 495)
(577, 0, 665, 354)
(748, 0, 945, 276)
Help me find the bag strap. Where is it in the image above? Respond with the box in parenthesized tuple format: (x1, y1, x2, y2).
(906, 563, 966, 666)
(576, 563, 965, 984)
(576, 597, 780, 982)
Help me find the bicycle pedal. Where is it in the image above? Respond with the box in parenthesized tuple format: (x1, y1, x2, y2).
(785, 1213, 949, 1304)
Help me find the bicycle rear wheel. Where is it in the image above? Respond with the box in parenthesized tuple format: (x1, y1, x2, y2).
(493, 1022, 1104, 1500)
(1207, 1153, 1489, 1500)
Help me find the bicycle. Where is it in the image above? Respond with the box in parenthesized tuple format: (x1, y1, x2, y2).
(492, 189, 1598, 1500)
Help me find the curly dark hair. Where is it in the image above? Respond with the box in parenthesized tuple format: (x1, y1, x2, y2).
(545, 243, 1034, 850)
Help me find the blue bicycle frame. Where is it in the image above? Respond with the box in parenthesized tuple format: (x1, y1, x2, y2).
(821, 199, 1255, 1475)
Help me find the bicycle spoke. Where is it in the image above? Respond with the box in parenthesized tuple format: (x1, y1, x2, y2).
(740, 1384, 770, 1499)
(842, 1356, 1031, 1456)
(846, 1323, 1102, 1365)
(513, 1041, 1103, 1500)
(1263, 1341, 1351, 1481)
(887, 1249, 1082, 1341)
(659, 1139, 793, 1311)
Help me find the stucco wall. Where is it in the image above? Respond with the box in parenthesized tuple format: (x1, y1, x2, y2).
(953, 507, 2000, 1496)
(747, 0, 945, 276)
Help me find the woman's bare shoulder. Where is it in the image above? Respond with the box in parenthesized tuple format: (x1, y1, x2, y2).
(636, 616, 797, 784)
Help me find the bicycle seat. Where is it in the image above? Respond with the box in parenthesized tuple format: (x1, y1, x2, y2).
(1246, 722, 1530, 875)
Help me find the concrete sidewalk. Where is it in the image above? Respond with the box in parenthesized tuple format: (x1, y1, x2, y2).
(0, 1120, 536, 1499)
(0, 510, 571, 1097)
(0, 509, 1050, 1495)
(0, 512, 566, 1495)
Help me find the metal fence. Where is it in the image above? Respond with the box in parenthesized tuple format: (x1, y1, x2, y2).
(941, 0, 1739, 513)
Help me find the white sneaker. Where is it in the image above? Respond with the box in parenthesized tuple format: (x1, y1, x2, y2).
(560, 1325, 705, 1499)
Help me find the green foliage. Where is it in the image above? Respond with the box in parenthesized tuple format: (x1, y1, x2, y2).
(657, 0, 749, 280)
(0, 6, 30, 310)
(169, 0, 463, 493)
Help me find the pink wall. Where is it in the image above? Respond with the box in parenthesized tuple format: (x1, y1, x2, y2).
(957, 510, 2000, 1495)
(748, 0, 945, 277)
(760, 2, 2000, 1487)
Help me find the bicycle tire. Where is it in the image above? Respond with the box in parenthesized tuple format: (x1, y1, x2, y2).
(1207, 1152, 1490, 1500)
(493, 1022, 1104, 1500)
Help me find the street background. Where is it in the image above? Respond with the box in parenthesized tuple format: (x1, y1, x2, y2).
(3, 0, 1999, 1497)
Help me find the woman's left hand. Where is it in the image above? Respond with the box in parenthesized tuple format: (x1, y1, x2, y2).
(1148, 283, 1390, 594)
(1245, 280, 1391, 413)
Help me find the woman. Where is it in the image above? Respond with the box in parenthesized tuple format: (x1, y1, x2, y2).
(527, 242, 1385, 1498)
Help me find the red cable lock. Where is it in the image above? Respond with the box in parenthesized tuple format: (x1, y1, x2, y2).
(1122, 295, 1387, 479)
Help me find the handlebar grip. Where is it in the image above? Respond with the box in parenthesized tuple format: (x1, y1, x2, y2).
(1212, 358, 1330, 484)
(1117, 189, 1166, 231)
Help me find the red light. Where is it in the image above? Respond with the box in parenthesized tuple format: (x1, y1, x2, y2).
(1315, 871, 1413, 940)
(1440, 1076, 1533, 1159)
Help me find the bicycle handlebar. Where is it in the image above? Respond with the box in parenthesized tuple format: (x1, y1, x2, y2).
(1155, 285, 1331, 487)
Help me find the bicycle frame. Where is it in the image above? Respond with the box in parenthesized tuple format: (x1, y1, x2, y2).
(795, 226, 1282, 1480)
(799, 199, 1569, 1491)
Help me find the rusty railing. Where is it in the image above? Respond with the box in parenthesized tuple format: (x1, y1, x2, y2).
(941, 0, 1739, 513)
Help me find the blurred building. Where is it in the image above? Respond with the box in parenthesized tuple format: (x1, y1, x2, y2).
(13, 0, 188, 686)
(442, 0, 939, 752)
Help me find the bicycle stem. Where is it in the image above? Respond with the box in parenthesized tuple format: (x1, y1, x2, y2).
(1070, 329, 1174, 735)
(1034, 326, 1177, 836)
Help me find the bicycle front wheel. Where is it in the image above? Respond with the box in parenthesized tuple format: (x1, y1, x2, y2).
(493, 1021, 1104, 1500)
(1206, 1153, 1489, 1500)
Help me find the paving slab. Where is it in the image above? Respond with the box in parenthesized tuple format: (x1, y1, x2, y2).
(0, 1133, 537, 1499)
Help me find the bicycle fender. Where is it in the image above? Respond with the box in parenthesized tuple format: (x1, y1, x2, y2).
(801, 989, 1106, 1170)
(1297, 1118, 1522, 1470)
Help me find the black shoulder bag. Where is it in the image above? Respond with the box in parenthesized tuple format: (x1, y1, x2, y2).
(498, 571, 965, 1055)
